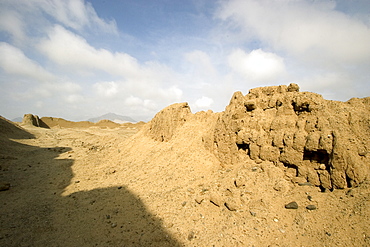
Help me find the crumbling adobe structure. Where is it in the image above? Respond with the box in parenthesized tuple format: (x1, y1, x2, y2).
(22, 114, 49, 128)
(145, 84, 369, 190)
(213, 84, 369, 190)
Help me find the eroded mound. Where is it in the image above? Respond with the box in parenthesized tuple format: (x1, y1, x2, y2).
(41, 117, 96, 128)
(25, 116, 139, 129)
(145, 84, 370, 191)
(22, 114, 48, 128)
(143, 102, 191, 142)
(0, 116, 33, 139)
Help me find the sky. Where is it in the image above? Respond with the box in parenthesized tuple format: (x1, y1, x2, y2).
(0, 0, 369, 121)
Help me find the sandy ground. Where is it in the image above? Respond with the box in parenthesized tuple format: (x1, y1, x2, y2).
(1, 119, 369, 246)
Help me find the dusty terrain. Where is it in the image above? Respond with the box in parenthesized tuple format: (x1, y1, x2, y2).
(1, 84, 370, 246)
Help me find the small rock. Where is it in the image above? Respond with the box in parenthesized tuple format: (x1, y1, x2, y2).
(285, 201, 299, 209)
(0, 183, 10, 191)
(307, 195, 313, 201)
(250, 211, 257, 217)
(111, 223, 117, 228)
(358, 150, 367, 156)
(306, 205, 317, 210)
(251, 166, 260, 172)
(318, 164, 326, 170)
(181, 201, 187, 207)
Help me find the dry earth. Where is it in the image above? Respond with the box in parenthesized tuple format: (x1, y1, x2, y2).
(1, 84, 369, 246)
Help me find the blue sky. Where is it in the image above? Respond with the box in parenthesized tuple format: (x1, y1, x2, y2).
(0, 0, 369, 121)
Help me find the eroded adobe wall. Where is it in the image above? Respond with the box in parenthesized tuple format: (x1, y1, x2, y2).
(213, 84, 370, 190)
(143, 102, 191, 142)
(22, 114, 49, 128)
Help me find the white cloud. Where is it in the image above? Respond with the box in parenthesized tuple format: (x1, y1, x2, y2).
(65, 94, 84, 104)
(194, 96, 214, 109)
(58, 82, 82, 94)
(38, 25, 137, 77)
(93, 81, 119, 98)
(37, 25, 185, 111)
(38, 25, 168, 84)
(0, 0, 117, 37)
(217, 0, 370, 100)
(9, 80, 83, 107)
(0, 42, 83, 103)
(298, 72, 358, 100)
(185, 50, 218, 77)
(143, 99, 157, 111)
(158, 86, 183, 102)
(0, 10, 25, 43)
(0, 42, 54, 82)
(228, 48, 286, 82)
(35, 100, 44, 108)
(123, 96, 156, 110)
(40, 0, 118, 34)
(124, 96, 143, 106)
(218, 0, 370, 65)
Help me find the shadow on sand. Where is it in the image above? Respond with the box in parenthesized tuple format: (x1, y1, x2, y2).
(0, 117, 180, 247)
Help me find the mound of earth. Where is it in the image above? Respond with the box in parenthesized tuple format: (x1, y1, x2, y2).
(40, 116, 94, 128)
(21, 114, 49, 128)
(22, 116, 143, 129)
(0, 116, 34, 139)
(111, 83, 369, 245)
(212, 84, 370, 190)
(144, 83, 370, 191)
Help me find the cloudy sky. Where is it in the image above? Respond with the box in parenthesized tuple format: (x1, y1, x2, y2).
(0, 0, 369, 121)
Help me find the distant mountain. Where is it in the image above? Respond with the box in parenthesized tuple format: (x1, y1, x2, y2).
(87, 113, 136, 124)
(11, 117, 23, 122)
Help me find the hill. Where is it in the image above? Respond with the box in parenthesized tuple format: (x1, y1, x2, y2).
(11, 117, 22, 123)
(87, 113, 136, 123)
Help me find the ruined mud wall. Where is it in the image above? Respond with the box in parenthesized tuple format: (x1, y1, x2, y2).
(143, 102, 191, 142)
(22, 114, 49, 128)
(142, 84, 369, 190)
(213, 84, 370, 190)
